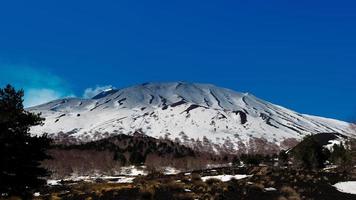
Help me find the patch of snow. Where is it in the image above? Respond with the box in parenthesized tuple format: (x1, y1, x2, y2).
(63, 175, 92, 182)
(47, 179, 61, 186)
(163, 167, 181, 175)
(33, 192, 40, 197)
(325, 139, 343, 151)
(56, 171, 143, 183)
(264, 187, 277, 192)
(100, 175, 124, 179)
(201, 174, 251, 182)
(119, 166, 147, 176)
(115, 177, 136, 183)
(323, 165, 338, 171)
(49, 175, 136, 184)
(333, 181, 356, 194)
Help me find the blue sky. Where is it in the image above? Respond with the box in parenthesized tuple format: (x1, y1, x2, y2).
(0, 0, 355, 121)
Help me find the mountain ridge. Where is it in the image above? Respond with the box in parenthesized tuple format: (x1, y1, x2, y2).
(28, 82, 355, 154)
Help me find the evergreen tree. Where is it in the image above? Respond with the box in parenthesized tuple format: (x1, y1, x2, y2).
(292, 135, 330, 169)
(0, 84, 52, 197)
(330, 143, 351, 164)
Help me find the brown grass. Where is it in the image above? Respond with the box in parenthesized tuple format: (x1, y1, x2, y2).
(280, 186, 301, 200)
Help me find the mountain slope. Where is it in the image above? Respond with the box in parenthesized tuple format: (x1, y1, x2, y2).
(28, 82, 355, 154)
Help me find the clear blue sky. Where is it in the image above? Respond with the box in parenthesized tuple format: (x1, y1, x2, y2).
(0, 0, 355, 121)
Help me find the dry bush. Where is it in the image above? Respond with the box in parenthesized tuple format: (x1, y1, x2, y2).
(191, 180, 207, 193)
(191, 173, 201, 182)
(249, 183, 265, 192)
(0, 197, 22, 200)
(164, 181, 186, 192)
(174, 193, 195, 200)
(148, 180, 193, 200)
(145, 153, 212, 171)
(278, 197, 288, 200)
(145, 166, 164, 179)
(137, 180, 160, 199)
(280, 186, 301, 200)
(180, 175, 191, 183)
(43, 149, 120, 178)
(205, 178, 222, 186)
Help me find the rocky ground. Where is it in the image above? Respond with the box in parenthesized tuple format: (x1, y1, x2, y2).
(25, 166, 356, 200)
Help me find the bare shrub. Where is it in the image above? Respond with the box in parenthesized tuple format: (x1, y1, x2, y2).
(43, 149, 120, 178)
(191, 173, 201, 182)
(280, 186, 301, 200)
(205, 178, 222, 186)
(249, 183, 264, 192)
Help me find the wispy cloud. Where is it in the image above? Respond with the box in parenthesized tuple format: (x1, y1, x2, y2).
(25, 89, 64, 107)
(83, 85, 114, 99)
(0, 65, 74, 107)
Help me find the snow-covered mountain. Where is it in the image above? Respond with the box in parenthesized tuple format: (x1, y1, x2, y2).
(28, 82, 355, 154)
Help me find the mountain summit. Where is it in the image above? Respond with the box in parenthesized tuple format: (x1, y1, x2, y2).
(29, 82, 354, 154)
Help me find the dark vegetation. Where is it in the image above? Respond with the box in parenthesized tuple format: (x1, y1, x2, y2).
(44, 134, 232, 177)
(55, 133, 196, 165)
(291, 134, 331, 169)
(236, 154, 277, 166)
(291, 133, 355, 171)
(0, 85, 52, 198)
(37, 132, 356, 199)
(233, 132, 356, 171)
(33, 165, 356, 200)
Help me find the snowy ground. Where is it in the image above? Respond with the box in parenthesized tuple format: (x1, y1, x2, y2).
(162, 167, 181, 175)
(201, 174, 251, 182)
(118, 165, 148, 176)
(47, 166, 149, 185)
(47, 175, 136, 185)
(333, 181, 356, 194)
(46, 166, 184, 186)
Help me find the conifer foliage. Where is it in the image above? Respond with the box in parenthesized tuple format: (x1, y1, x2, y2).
(292, 135, 330, 169)
(0, 85, 52, 197)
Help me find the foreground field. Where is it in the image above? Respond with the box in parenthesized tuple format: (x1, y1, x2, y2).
(27, 166, 356, 200)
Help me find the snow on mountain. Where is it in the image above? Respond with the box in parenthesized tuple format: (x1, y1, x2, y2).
(28, 82, 355, 153)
